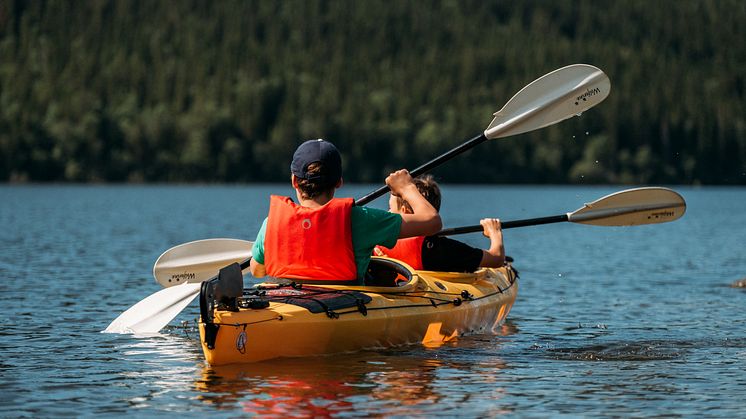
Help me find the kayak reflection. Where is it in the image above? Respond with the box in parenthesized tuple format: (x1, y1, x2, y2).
(194, 348, 512, 416)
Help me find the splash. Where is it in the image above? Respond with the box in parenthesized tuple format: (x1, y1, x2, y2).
(730, 277, 746, 288)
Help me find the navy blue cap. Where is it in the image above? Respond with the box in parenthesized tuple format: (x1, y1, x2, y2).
(290, 139, 342, 186)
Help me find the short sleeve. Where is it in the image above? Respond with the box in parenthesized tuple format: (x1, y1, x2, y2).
(251, 218, 268, 264)
(349, 206, 402, 279)
(350, 206, 402, 250)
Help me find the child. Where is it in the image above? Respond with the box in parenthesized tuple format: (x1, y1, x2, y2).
(376, 175, 504, 272)
(250, 139, 442, 283)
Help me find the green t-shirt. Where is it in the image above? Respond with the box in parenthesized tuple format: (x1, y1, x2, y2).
(251, 205, 402, 280)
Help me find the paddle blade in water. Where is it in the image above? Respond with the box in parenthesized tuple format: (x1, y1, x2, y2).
(485, 64, 611, 139)
(102, 282, 201, 334)
(568, 187, 686, 226)
(153, 238, 253, 288)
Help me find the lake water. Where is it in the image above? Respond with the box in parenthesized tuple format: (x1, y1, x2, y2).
(1, 184, 745, 417)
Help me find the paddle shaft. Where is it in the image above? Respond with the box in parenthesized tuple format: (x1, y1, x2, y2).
(436, 214, 569, 236)
(355, 133, 488, 206)
(354, 65, 610, 207)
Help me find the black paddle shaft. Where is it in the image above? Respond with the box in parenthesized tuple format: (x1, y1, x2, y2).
(355, 133, 489, 206)
(436, 214, 569, 236)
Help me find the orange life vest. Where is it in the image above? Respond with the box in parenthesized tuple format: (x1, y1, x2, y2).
(264, 195, 357, 281)
(375, 236, 425, 270)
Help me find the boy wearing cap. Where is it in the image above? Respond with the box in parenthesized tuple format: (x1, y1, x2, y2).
(249, 139, 441, 284)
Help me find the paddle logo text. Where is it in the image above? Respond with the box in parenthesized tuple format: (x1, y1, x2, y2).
(171, 271, 196, 282)
(649, 210, 675, 219)
(574, 87, 601, 105)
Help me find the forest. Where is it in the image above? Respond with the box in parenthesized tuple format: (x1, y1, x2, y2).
(1, 0, 744, 184)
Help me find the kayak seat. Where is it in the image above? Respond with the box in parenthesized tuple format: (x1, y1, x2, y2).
(364, 257, 413, 287)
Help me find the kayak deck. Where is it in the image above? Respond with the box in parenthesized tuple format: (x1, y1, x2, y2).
(198, 257, 518, 365)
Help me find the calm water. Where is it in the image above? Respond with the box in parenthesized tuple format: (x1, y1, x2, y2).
(1, 184, 745, 417)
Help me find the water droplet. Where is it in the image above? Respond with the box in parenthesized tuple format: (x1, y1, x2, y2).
(595, 160, 599, 164)
(585, 131, 589, 135)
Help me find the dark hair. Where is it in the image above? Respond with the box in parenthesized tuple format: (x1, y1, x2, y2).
(295, 162, 337, 199)
(397, 174, 441, 212)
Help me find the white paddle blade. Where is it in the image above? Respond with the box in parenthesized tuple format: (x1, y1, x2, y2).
(568, 187, 686, 226)
(102, 282, 202, 334)
(485, 64, 611, 139)
(153, 238, 253, 288)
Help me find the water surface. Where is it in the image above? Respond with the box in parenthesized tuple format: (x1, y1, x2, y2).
(1, 184, 745, 417)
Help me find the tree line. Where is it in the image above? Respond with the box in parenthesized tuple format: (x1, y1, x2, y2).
(1, 0, 744, 184)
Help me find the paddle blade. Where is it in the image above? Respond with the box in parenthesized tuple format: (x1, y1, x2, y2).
(485, 64, 610, 139)
(153, 238, 253, 288)
(102, 283, 202, 334)
(568, 187, 686, 226)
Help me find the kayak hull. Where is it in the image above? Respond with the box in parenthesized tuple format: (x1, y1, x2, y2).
(198, 258, 518, 365)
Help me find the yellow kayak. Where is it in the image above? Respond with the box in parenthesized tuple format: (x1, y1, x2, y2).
(198, 257, 518, 365)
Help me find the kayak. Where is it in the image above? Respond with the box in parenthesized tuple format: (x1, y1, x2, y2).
(198, 257, 518, 365)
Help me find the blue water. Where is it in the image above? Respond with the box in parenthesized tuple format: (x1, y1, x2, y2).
(1, 184, 745, 417)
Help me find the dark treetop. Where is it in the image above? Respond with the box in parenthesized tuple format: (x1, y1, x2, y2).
(1, 0, 744, 184)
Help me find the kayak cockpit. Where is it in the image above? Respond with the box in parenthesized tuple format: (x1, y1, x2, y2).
(364, 257, 414, 287)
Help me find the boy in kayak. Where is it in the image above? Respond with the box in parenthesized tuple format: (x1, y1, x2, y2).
(375, 175, 504, 272)
(249, 139, 442, 283)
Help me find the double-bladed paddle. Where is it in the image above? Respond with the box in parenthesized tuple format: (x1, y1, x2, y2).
(104, 63, 610, 334)
(436, 187, 686, 236)
(103, 239, 253, 333)
(103, 187, 682, 334)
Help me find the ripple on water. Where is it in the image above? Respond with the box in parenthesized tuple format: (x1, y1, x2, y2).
(546, 341, 682, 361)
(542, 336, 746, 362)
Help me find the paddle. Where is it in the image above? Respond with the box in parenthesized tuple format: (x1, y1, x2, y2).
(435, 187, 686, 236)
(105, 63, 611, 333)
(103, 239, 253, 333)
(356, 64, 610, 205)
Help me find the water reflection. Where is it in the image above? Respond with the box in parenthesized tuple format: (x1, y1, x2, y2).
(196, 357, 359, 416)
(102, 316, 518, 415)
(109, 332, 204, 409)
(194, 341, 514, 416)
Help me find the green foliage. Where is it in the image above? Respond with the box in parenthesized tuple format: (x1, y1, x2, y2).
(1, 0, 744, 184)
